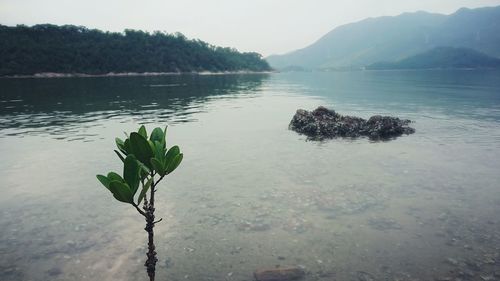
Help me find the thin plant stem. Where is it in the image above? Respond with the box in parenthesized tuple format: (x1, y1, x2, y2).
(144, 174, 158, 281)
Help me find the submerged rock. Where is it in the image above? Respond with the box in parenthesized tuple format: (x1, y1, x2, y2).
(356, 271, 376, 281)
(368, 217, 403, 231)
(289, 106, 415, 140)
(254, 267, 305, 281)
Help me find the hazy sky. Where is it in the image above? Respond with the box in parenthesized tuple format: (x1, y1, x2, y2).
(1, 0, 500, 56)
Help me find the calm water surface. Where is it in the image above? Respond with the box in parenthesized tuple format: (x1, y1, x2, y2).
(1, 71, 500, 281)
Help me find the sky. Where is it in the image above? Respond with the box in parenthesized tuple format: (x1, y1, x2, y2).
(1, 0, 500, 56)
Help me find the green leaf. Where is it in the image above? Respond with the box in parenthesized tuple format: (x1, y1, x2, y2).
(138, 125, 147, 138)
(137, 177, 152, 205)
(108, 181, 134, 204)
(138, 161, 151, 177)
(123, 139, 132, 154)
(96, 174, 111, 190)
(148, 140, 156, 156)
(107, 172, 124, 183)
(150, 127, 164, 144)
(151, 158, 165, 176)
(166, 153, 183, 174)
(123, 155, 140, 195)
(114, 150, 125, 162)
(152, 141, 164, 161)
(129, 132, 154, 168)
(164, 145, 180, 166)
(115, 138, 125, 150)
(163, 126, 168, 147)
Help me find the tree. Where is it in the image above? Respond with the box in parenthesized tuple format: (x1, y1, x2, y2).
(0, 24, 272, 76)
(96, 125, 183, 281)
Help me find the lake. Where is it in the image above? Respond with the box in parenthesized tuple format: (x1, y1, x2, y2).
(1, 70, 500, 281)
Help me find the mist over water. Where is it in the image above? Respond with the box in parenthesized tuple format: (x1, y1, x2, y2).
(1, 71, 500, 280)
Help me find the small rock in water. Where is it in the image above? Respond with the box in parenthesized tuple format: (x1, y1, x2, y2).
(368, 218, 402, 231)
(47, 267, 62, 276)
(184, 247, 195, 253)
(356, 271, 376, 281)
(254, 266, 305, 281)
(3, 267, 16, 274)
(238, 220, 271, 232)
(163, 257, 173, 268)
(465, 259, 482, 271)
(289, 106, 415, 140)
(446, 257, 459, 266)
(435, 277, 452, 281)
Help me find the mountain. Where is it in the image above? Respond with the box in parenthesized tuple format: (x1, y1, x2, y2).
(267, 6, 500, 70)
(368, 47, 500, 69)
(0, 24, 271, 76)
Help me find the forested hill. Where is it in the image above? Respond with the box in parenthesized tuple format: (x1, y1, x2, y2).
(0, 24, 272, 76)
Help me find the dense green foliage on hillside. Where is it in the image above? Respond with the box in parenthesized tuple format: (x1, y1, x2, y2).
(267, 6, 500, 70)
(0, 24, 271, 76)
(368, 47, 500, 70)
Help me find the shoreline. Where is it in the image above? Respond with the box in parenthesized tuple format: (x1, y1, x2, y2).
(1, 70, 276, 79)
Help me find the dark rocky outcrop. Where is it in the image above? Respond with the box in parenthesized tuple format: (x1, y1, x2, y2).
(289, 106, 415, 140)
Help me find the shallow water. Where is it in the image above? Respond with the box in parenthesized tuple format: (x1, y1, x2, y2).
(1, 71, 500, 281)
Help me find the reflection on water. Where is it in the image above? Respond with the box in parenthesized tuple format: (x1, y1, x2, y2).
(0, 74, 267, 140)
(1, 71, 500, 281)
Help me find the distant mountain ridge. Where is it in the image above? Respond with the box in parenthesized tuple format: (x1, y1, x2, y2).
(267, 6, 500, 70)
(368, 47, 500, 70)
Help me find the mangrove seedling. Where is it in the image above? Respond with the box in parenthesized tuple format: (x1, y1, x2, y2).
(97, 125, 183, 281)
